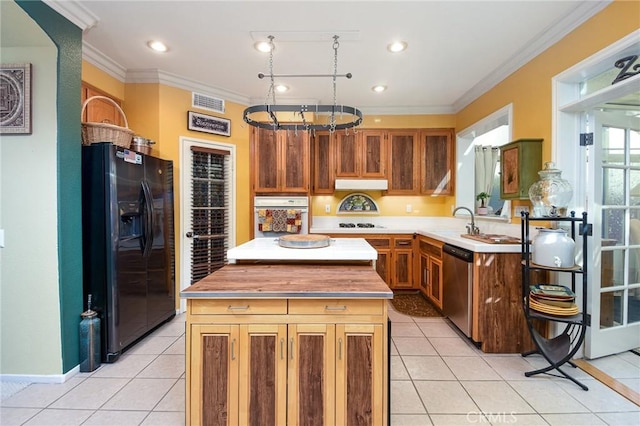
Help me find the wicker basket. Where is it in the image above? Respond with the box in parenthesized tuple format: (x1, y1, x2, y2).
(81, 96, 134, 148)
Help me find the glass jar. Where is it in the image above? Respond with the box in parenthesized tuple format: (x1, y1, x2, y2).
(528, 162, 573, 217)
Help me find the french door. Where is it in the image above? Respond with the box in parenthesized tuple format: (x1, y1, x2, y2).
(584, 110, 640, 358)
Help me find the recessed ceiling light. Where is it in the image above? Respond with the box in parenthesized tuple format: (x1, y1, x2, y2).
(387, 41, 407, 53)
(254, 41, 274, 53)
(147, 40, 168, 53)
(372, 85, 387, 93)
(275, 84, 289, 93)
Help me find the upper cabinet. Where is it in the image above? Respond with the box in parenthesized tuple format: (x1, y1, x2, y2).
(500, 138, 543, 199)
(252, 127, 310, 194)
(336, 130, 386, 178)
(387, 130, 419, 194)
(81, 84, 124, 127)
(298, 126, 456, 196)
(359, 131, 387, 178)
(312, 131, 334, 194)
(420, 129, 455, 195)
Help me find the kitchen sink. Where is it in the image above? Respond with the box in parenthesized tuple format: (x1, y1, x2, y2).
(461, 233, 521, 244)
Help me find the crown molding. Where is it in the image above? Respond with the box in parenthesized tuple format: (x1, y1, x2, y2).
(42, 0, 98, 30)
(452, 0, 612, 112)
(83, 42, 126, 81)
(360, 105, 456, 115)
(125, 69, 250, 106)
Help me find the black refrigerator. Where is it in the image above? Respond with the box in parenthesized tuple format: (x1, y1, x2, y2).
(82, 142, 176, 362)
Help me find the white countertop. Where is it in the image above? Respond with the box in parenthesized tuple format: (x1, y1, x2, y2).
(227, 237, 379, 262)
(310, 216, 524, 253)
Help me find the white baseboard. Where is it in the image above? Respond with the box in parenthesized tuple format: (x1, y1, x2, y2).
(0, 365, 79, 384)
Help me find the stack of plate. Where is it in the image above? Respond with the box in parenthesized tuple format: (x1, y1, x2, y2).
(529, 284, 579, 316)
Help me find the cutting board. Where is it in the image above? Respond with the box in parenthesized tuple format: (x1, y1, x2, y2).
(461, 234, 521, 244)
(278, 234, 331, 249)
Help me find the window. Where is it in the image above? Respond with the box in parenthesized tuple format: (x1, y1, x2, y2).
(456, 104, 512, 218)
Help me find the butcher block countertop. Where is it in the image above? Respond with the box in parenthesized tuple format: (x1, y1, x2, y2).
(180, 263, 393, 299)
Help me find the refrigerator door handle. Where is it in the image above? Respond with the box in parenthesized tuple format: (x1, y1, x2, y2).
(141, 181, 154, 258)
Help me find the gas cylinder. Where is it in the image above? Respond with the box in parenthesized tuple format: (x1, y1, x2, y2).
(79, 294, 101, 372)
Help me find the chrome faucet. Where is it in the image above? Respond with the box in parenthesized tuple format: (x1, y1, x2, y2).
(453, 206, 480, 235)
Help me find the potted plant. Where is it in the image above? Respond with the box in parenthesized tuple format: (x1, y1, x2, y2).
(476, 192, 490, 215)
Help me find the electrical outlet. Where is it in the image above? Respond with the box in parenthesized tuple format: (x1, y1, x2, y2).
(406, 204, 412, 213)
(514, 206, 529, 216)
(325, 204, 331, 213)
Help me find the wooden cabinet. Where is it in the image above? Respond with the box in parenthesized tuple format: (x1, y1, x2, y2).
(363, 236, 391, 285)
(472, 252, 547, 353)
(418, 236, 444, 309)
(252, 127, 310, 193)
(312, 132, 334, 194)
(420, 129, 454, 195)
(310, 127, 454, 196)
(336, 130, 386, 178)
(186, 297, 387, 426)
(330, 234, 414, 290)
(387, 130, 419, 194)
(81, 84, 124, 126)
(392, 236, 415, 289)
(500, 138, 542, 199)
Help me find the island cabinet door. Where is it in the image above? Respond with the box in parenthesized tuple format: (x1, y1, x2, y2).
(335, 324, 384, 426)
(188, 324, 240, 426)
(238, 324, 288, 426)
(287, 324, 336, 426)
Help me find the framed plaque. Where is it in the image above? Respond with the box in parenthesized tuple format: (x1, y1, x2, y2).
(187, 111, 230, 137)
(1, 63, 32, 135)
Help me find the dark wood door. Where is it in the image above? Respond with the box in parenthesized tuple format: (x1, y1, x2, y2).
(312, 132, 334, 194)
(240, 324, 287, 426)
(361, 131, 386, 178)
(335, 132, 359, 177)
(282, 130, 310, 193)
(288, 324, 335, 425)
(253, 128, 280, 192)
(421, 129, 454, 195)
(387, 131, 419, 194)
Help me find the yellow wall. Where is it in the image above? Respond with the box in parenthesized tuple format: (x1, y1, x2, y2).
(82, 61, 125, 101)
(456, 0, 640, 162)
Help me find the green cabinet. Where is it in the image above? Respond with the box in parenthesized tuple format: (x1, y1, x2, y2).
(500, 138, 542, 200)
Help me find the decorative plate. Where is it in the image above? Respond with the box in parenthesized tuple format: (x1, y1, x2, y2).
(337, 193, 379, 214)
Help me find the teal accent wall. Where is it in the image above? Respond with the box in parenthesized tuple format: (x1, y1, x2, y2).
(17, 0, 83, 373)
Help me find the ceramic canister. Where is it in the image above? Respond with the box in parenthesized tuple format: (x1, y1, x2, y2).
(532, 228, 576, 268)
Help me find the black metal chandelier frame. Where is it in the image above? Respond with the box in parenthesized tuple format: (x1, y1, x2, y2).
(243, 35, 363, 133)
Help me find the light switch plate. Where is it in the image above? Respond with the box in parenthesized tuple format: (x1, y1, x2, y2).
(325, 204, 331, 213)
(406, 204, 412, 213)
(514, 206, 529, 216)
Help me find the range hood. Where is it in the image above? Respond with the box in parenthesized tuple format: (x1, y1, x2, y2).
(334, 179, 388, 191)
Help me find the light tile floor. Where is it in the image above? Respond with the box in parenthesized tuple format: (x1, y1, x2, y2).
(1, 305, 639, 426)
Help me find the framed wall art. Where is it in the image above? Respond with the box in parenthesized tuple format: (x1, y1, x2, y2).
(187, 111, 230, 137)
(1, 63, 32, 135)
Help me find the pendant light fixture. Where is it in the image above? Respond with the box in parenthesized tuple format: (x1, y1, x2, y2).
(243, 35, 363, 133)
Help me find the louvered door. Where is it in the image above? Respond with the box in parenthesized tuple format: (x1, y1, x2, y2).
(188, 147, 230, 283)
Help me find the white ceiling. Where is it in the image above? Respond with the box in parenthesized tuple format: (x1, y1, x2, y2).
(44, 0, 610, 115)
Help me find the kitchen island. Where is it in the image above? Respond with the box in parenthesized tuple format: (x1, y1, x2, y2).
(181, 263, 392, 426)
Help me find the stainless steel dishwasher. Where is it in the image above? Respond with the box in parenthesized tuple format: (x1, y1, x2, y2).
(442, 244, 474, 337)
